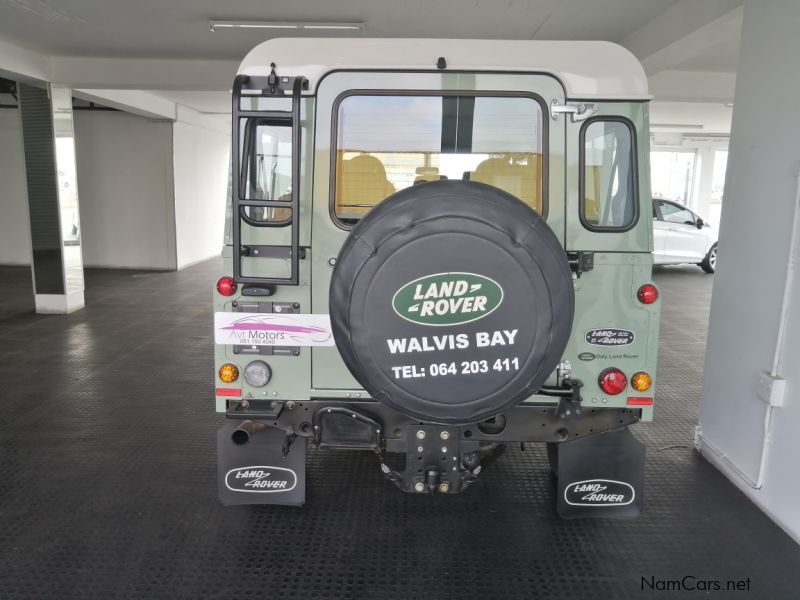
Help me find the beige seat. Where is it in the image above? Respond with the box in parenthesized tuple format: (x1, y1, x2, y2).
(336, 154, 396, 217)
(470, 154, 542, 213)
(414, 166, 441, 185)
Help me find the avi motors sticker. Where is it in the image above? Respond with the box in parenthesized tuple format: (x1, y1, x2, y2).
(214, 312, 334, 347)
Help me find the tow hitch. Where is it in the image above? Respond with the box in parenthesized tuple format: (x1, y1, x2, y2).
(379, 424, 497, 494)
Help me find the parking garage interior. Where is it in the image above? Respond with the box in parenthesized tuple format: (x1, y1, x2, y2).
(2, 1, 800, 598)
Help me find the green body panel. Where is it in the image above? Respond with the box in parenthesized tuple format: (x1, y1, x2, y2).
(215, 70, 660, 423)
(558, 252, 658, 422)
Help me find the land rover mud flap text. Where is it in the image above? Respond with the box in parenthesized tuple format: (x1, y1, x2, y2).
(329, 180, 575, 425)
(553, 427, 645, 519)
(217, 421, 306, 506)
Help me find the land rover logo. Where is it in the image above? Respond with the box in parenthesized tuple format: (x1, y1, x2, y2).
(585, 328, 635, 346)
(391, 272, 504, 326)
(225, 466, 297, 493)
(578, 352, 596, 361)
(564, 479, 635, 506)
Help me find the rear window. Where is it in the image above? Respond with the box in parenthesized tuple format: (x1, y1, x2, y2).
(333, 94, 545, 224)
(580, 118, 637, 231)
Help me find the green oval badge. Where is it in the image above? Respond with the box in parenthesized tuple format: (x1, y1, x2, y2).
(391, 272, 504, 326)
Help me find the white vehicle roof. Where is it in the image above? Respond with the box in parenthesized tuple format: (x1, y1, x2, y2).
(238, 38, 649, 101)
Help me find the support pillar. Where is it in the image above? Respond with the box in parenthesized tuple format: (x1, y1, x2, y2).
(693, 145, 716, 219)
(698, 0, 800, 543)
(18, 83, 84, 313)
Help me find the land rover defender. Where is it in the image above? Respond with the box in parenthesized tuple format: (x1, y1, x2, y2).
(214, 38, 659, 518)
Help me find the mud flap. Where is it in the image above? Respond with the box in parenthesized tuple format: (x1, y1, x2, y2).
(554, 427, 645, 519)
(217, 421, 306, 506)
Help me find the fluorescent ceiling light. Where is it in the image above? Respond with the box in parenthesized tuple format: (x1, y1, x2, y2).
(210, 20, 364, 32)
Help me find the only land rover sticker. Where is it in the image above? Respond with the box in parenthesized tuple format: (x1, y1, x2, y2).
(391, 272, 504, 326)
(564, 479, 635, 506)
(585, 328, 635, 347)
(225, 466, 297, 493)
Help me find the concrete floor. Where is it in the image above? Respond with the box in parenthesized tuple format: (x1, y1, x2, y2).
(1, 259, 799, 599)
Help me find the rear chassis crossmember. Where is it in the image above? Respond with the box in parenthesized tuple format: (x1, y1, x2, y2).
(222, 394, 640, 495)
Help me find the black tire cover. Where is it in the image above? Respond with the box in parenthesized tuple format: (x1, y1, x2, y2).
(329, 180, 574, 425)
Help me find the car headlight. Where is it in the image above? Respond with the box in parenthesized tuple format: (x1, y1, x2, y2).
(243, 360, 272, 388)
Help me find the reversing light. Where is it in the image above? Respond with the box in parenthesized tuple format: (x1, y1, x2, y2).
(217, 276, 237, 297)
(218, 363, 239, 383)
(598, 368, 627, 395)
(637, 284, 659, 304)
(631, 372, 652, 392)
(243, 360, 272, 388)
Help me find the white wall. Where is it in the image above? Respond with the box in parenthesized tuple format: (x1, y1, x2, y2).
(698, 0, 800, 544)
(172, 107, 229, 269)
(1, 105, 228, 272)
(0, 109, 32, 265)
(75, 110, 176, 269)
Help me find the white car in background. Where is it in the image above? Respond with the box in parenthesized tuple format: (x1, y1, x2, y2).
(653, 198, 718, 273)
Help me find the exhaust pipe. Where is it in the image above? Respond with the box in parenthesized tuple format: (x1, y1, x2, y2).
(231, 420, 267, 445)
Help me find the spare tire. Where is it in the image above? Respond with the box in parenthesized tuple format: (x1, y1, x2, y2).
(329, 180, 574, 425)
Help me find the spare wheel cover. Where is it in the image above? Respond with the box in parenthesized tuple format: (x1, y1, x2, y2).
(329, 180, 574, 425)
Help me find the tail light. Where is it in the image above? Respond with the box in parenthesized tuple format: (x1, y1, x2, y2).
(637, 284, 658, 304)
(598, 368, 627, 395)
(216, 276, 237, 297)
(631, 372, 652, 392)
(218, 363, 239, 383)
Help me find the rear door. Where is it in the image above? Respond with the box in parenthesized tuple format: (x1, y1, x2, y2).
(565, 102, 651, 253)
(310, 71, 566, 390)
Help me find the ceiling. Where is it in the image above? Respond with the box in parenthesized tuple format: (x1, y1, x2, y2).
(0, 0, 743, 132)
(650, 101, 733, 135)
(673, 35, 740, 72)
(0, 0, 680, 60)
(153, 90, 231, 114)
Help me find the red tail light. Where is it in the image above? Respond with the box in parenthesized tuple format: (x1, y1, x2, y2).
(637, 284, 658, 304)
(216, 276, 237, 297)
(599, 368, 627, 395)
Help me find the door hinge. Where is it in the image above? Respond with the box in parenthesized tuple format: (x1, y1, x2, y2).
(550, 100, 598, 122)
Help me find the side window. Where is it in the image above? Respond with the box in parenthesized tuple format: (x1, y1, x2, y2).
(659, 201, 695, 225)
(581, 119, 636, 230)
(240, 119, 293, 223)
